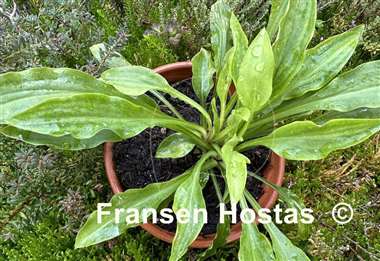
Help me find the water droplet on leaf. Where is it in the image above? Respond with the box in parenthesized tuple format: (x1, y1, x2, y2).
(255, 63, 264, 71)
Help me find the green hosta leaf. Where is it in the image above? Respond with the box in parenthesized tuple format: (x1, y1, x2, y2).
(101, 66, 171, 96)
(0, 126, 122, 150)
(239, 221, 275, 261)
(101, 66, 211, 127)
(230, 13, 248, 84)
(0, 67, 125, 122)
(221, 137, 250, 204)
(236, 29, 274, 113)
(199, 217, 231, 260)
(250, 61, 380, 131)
(90, 43, 130, 68)
(246, 193, 309, 261)
(314, 108, 380, 124)
(75, 172, 189, 248)
(238, 198, 274, 261)
(275, 61, 380, 118)
(211, 98, 220, 130)
(191, 48, 215, 104)
(284, 25, 364, 100)
(210, 0, 232, 73)
(133, 94, 160, 110)
(231, 107, 251, 122)
(248, 172, 311, 240)
(240, 119, 380, 160)
(272, 0, 317, 96)
(169, 154, 210, 261)
(216, 48, 234, 106)
(199, 170, 211, 189)
(266, 0, 290, 41)
(265, 222, 310, 261)
(156, 133, 195, 159)
(224, 107, 251, 138)
(6, 93, 197, 140)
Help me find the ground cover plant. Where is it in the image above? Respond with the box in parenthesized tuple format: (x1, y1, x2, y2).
(0, 0, 380, 260)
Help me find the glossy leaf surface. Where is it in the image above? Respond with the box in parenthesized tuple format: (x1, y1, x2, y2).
(230, 13, 248, 84)
(210, 0, 232, 73)
(284, 26, 363, 100)
(241, 119, 380, 160)
(249, 173, 311, 240)
(192, 48, 215, 104)
(6, 94, 196, 140)
(156, 133, 195, 159)
(247, 193, 309, 261)
(266, 0, 290, 41)
(0, 67, 124, 122)
(272, 0, 317, 96)
(224, 107, 251, 139)
(75, 172, 189, 248)
(265, 222, 310, 261)
(238, 198, 274, 261)
(314, 108, 380, 124)
(0, 126, 122, 150)
(221, 137, 250, 204)
(236, 29, 274, 113)
(101, 66, 171, 96)
(275, 61, 380, 118)
(169, 156, 209, 261)
(216, 48, 234, 106)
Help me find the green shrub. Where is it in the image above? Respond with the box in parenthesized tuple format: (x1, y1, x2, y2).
(0, 212, 171, 261)
(316, 0, 379, 64)
(118, 0, 271, 62)
(0, 0, 107, 72)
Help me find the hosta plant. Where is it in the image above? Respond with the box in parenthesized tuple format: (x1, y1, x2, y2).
(1, 0, 380, 260)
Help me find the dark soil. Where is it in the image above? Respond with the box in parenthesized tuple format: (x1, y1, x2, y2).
(112, 79, 270, 235)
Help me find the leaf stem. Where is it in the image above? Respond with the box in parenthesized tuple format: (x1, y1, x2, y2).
(218, 102, 226, 132)
(212, 143, 223, 159)
(225, 93, 238, 120)
(235, 138, 259, 152)
(211, 98, 220, 134)
(179, 129, 210, 151)
(237, 113, 253, 138)
(150, 90, 184, 120)
(239, 194, 249, 209)
(168, 116, 208, 138)
(211, 173, 223, 203)
(243, 189, 261, 211)
(247, 171, 278, 191)
(168, 88, 213, 133)
(196, 151, 218, 172)
(213, 127, 230, 144)
(202, 159, 218, 171)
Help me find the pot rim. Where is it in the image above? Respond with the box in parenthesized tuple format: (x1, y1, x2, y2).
(103, 61, 285, 248)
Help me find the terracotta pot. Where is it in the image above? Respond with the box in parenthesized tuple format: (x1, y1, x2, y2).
(103, 61, 285, 248)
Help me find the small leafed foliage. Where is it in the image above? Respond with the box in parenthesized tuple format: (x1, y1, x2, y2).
(0, 0, 379, 260)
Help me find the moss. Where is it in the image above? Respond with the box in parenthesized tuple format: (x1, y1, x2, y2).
(0, 212, 171, 260)
(284, 134, 380, 260)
